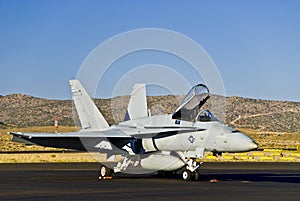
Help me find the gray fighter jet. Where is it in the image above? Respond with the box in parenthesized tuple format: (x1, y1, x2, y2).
(10, 80, 258, 181)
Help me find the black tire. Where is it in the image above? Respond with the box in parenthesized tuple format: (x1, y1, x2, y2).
(99, 165, 111, 179)
(193, 172, 200, 181)
(182, 170, 191, 181)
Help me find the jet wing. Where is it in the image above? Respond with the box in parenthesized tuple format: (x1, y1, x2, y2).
(9, 131, 131, 152)
(9, 126, 205, 151)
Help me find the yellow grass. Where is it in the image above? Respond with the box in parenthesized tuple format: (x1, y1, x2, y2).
(7, 126, 78, 133)
(238, 128, 300, 149)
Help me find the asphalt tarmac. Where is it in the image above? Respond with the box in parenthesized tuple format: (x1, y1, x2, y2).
(0, 162, 299, 201)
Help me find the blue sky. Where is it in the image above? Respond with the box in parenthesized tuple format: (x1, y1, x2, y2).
(0, 0, 299, 101)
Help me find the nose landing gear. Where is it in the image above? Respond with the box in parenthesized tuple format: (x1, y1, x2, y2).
(182, 168, 200, 181)
(182, 158, 202, 181)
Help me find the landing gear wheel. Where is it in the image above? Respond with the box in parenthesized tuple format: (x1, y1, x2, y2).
(99, 165, 112, 180)
(182, 170, 191, 181)
(192, 172, 200, 181)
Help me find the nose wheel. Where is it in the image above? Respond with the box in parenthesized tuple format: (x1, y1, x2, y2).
(193, 171, 200, 181)
(182, 169, 200, 181)
(182, 169, 191, 181)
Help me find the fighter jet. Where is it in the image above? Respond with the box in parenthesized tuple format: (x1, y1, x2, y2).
(10, 80, 258, 181)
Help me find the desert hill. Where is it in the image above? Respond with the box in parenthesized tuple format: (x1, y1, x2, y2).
(0, 94, 300, 133)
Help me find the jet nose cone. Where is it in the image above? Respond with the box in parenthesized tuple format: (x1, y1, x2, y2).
(228, 131, 258, 152)
(249, 141, 258, 150)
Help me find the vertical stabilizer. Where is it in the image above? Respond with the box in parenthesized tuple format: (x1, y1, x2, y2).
(124, 83, 148, 120)
(69, 80, 109, 131)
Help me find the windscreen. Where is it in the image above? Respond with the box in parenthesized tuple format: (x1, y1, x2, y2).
(196, 110, 219, 122)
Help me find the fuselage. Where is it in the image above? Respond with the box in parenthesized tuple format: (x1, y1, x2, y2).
(117, 113, 257, 154)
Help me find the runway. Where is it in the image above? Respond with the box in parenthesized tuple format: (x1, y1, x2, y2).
(0, 162, 299, 201)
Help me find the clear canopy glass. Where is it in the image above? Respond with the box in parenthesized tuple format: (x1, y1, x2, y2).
(172, 84, 210, 121)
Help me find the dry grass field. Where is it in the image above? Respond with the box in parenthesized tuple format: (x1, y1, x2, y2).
(238, 128, 300, 149)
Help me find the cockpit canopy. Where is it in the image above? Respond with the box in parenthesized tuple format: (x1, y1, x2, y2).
(172, 84, 210, 121)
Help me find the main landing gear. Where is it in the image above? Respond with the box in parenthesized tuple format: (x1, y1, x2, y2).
(98, 157, 202, 182)
(98, 165, 112, 180)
